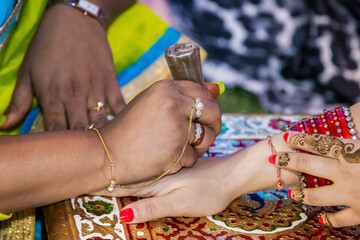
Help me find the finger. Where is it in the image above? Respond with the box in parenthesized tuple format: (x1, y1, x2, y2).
(189, 123, 216, 155)
(271, 152, 338, 180)
(1, 74, 33, 130)
(64, 97, 88, 130)
(106, 81, 126, 115)
(286, 132, 360, 162)
(175, 80, 215, 101)
(41, 96, 67, 131)
(204, 82, 220, 99)
(88, 99, 108, 128)
(289, 186, 344, 206)
(319, 208, 360, 228)
(177, 145, 198, 169)
(183, 96, 222, 136)
(119, 189, 187, 223)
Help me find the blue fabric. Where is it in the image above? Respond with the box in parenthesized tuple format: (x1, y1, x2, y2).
(0, 0, 17, 44)
(20, 108, 40, 134)
(117, 27, 181, 87)
(0, 0, 16, 25)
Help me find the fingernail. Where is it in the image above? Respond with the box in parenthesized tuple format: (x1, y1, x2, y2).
(0, 115, 6, 127)
(214, 81, 225, 94)
(268, 154, 277, 164)
(318, 216, 325, 225)
(120, 208, 134, 222)
(283, 133, 290, 142)
(287, 189, 292, 198)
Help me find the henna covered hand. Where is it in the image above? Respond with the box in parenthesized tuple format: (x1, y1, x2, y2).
(272, 132, 360, 228)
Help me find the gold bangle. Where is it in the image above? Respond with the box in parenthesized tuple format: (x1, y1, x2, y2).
(87, 124, 116, 192)
(86, 105, 196, 191)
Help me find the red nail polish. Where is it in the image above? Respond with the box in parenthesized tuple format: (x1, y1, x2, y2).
(120, 208, 134, 222)
(283, 133, 290, 142)
(318, 216, 325, 225)
(287, 189, 292, 198)
(269, 154, 277, 164)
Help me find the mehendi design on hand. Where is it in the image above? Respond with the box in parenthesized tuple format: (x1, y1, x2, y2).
(292, 187, 305, 204)
(278, 153, 290, 167)
(291, 133, 360, 163)
(324, 214, 334, 228)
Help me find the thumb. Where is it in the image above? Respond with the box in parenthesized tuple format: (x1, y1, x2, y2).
(1, 75, 33, 130)
(204, 81, 225, 99)
(319, 207, 360, 228)
(119, 190, 185, 223)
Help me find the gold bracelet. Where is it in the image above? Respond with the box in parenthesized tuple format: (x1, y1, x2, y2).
(87, 125, 117, 192)
(87, 106, 195, 191)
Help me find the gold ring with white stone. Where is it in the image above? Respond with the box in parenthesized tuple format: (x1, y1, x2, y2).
(194, 98, 204, 118)
(88, 101, 105, 112)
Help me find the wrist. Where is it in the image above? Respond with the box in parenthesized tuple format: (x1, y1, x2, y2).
(47, 1, 107, 28)
(229, 133, 299, 198)
(85, 129, 111, 191)
(88, 0, 136, 26)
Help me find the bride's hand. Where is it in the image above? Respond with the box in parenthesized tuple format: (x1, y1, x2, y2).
(106, 156, 238, 223)
(272, 132, 360, 228)
(99, 80, 222, 186)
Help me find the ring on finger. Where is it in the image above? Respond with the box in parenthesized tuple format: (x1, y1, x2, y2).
(194, 98, 204, 118)
(88, 101, 105, 112)
(192, 122, 205, 146)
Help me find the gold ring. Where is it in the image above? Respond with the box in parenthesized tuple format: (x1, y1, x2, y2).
(88, 101, 105, 112)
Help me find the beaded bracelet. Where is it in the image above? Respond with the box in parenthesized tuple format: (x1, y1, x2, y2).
(286, 106, 356, 188)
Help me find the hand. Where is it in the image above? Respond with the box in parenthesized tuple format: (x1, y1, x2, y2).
(1, 4, 125, 131)
(98, 80, 222, 186)
(91, 132, 300, 223)
(100, 156, 237, 223)
(273, 132, 360, 228)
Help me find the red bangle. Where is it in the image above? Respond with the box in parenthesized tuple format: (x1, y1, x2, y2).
(314, 115, 325, 134)
(291, 122, 299, 132)
(302, 118, 314, 133)
(309, 118, 317, 133)
(320, 114, 331, 135)
(297, 121, 305, 133)
(336, 107, 350, 138)
(324, 110, 337, 136)
(331, 110, 343, 137)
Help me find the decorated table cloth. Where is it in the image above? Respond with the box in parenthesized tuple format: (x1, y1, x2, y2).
(30, 114, 360, 239)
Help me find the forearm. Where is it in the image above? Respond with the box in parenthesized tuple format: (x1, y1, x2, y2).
(0, 131, 108, 213)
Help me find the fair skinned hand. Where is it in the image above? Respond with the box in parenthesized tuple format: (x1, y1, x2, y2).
(96, 156, 238, 223)
(98, 80, 222, 186)
(274, 132, 360, 228)
(1, 4, 125, 131)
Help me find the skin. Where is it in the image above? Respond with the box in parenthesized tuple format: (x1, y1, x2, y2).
(277, 131, 360, 227)
(1, 0, 135, 131)
(0, 80, 222, 214)
(109, 103, 360, 228)
(97, 133, 300, 222)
